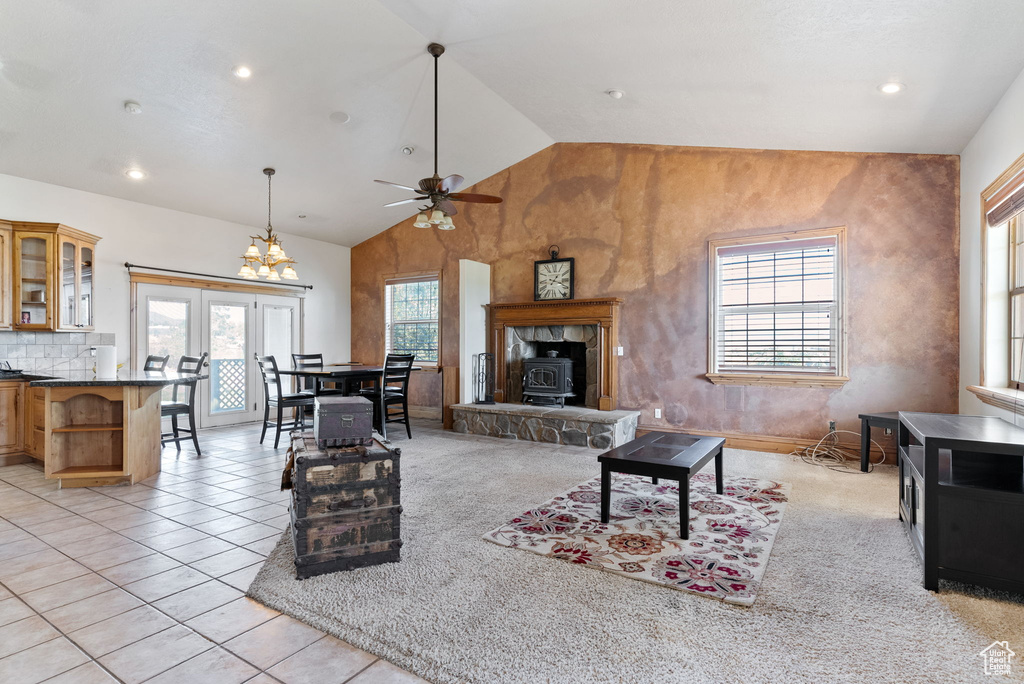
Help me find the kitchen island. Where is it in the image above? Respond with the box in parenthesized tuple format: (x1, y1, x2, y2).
(7, 371, 206, 487)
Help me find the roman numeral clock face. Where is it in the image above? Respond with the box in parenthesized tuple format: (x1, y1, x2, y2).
(534, 258, 574, 300)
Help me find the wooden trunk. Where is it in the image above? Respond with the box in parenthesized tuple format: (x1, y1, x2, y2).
(287, 432, 402, 579)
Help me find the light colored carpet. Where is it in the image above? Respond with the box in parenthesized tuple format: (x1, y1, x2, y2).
(484, 473, 790, 606)
(247, 430, 1024, 684)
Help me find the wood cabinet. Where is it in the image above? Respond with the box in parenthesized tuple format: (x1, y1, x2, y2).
(0, 381, 23, 455)
(0, 222, 11, 330)
(9, 221, 100, 331)
(898, 412, 1024, 593)
(24, 385, 45, 460)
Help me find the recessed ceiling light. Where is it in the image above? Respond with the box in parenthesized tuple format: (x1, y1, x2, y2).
(878, 82, 905, 94)
(606, 89, 624, 100)
(329, 111, 351, 124)
(125, 168, 146, 180)
(123, 100, 142, 114)
(233, 65, 252, 79)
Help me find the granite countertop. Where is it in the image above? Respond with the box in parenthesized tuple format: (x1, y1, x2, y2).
(8, 371, 210, 387)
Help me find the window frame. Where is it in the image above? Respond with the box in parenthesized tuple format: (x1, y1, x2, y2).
(968, 150, 1024, 415)
(706, 226, 848, 388)
(382, 270, 441, 368)
(1011, 216, 1024, 391)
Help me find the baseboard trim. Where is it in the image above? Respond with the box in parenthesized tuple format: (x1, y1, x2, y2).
(408, 405, 443, 420)
(635, 424, 891, 463)
(0, 453, 33, 467)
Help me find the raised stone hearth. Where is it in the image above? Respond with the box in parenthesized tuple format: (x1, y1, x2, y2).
(451, 403, 640, 449)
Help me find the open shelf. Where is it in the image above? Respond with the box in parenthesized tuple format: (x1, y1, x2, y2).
(52, 424, 124, 433)
(51, 465, 125, 478)
(900, 444, 1024, 494)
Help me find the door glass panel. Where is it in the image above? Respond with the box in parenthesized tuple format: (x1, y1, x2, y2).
(80, 246, 93, 327)
(61, 241, 76, 327)
(148, 298, 190, 400)
(209, 303, 248, 414)
(263, 306, 293, 366)
(18, 237, 48, 326)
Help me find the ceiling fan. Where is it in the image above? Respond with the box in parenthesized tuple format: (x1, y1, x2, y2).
(375, 43, 502, 230)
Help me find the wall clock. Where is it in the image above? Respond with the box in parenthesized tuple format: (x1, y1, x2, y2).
(534, 246, 574, 301)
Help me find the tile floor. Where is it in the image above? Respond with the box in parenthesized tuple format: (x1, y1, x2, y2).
(0, 418, 434, 684)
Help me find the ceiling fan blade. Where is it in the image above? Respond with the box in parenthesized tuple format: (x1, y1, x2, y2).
(418, 178, 438, 193)
(437, 199, 458, 217)
(383, 198, 426, 207)
(374, 179, 419, 192)
(448, 192, 503, 204)
(441, 174, 465, 193)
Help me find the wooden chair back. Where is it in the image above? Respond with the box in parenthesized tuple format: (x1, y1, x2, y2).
(382, 354, 415, 394)
(171, 352, 208, 403)
(256, 354, 283, 401)
(292, 353, 324, 393)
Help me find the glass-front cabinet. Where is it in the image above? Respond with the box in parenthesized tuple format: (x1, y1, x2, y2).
(0, 221, 10, 329)
(9, 221, 101, 331)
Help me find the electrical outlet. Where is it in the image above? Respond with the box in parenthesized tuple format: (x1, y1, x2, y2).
(654, 408, 662, 419)
(884, 427, 893, 436)
(616, 346, 624, 356)
(89, 347, 97, 356)
(828, 419, 837, 433)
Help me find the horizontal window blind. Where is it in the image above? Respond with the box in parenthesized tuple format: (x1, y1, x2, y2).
(714, 236, 838, 374)
(385, 277, 439, 364)
(987, 167, 1024, 227)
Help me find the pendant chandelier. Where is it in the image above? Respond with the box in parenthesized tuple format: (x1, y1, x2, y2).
(237, 168, 298, 281)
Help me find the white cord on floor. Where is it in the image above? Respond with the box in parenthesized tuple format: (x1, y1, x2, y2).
(791, 429, 886, 474)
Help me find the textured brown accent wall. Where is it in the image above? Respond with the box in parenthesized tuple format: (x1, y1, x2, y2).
(351, 143, 960, 439)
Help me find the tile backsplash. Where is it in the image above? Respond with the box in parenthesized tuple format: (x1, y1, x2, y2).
(0, 331, 116, 373)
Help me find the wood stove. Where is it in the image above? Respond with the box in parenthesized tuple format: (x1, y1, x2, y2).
(522, 352, 574, 407)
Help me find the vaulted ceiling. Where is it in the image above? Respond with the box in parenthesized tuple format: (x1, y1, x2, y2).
(1, 0, 1023, 246)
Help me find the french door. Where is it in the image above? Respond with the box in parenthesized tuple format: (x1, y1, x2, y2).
(135, 284, 301, 428)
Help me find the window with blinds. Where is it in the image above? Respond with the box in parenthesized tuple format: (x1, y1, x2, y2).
(385, 275, 439, 364)
(1010, 217, 1024, 390)
(710, 229, 844, 377)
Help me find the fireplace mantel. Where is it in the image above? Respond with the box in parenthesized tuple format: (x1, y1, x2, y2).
(489, 298, 622, 410)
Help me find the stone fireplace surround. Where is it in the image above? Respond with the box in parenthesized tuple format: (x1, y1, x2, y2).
(489, 298, 622, 411)
(449, 298, 636, 449)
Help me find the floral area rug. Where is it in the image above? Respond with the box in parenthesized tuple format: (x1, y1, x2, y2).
(484, 472, 790, 606)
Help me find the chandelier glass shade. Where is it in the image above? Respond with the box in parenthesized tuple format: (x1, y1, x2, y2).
(238, 168, 299, 281)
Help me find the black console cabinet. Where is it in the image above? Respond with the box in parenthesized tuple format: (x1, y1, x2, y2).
(897, 412, 1024, 592)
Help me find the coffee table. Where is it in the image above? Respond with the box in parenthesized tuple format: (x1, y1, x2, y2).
(599, 431, 725, 539)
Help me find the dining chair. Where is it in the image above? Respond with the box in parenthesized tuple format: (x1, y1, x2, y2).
(161, 352, 208, 454)
(144, 354, 170, 372)
(291, 353, 345, 397)
(360, 353, 415, 440)
(257, 354, 315, 448)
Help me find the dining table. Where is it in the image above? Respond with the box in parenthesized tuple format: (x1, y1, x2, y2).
(277, 363, 422, 397)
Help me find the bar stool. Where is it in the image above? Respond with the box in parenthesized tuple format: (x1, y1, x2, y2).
(144, 354, 170, 371)
(161, 353, 207, 454)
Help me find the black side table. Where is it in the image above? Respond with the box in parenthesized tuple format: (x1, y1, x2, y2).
(858, 411, 899, 471)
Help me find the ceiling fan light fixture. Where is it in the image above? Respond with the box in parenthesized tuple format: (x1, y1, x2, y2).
(429, 209, 445, 224)
(413, 212, 431, 228)
(438, 217, 455, 231)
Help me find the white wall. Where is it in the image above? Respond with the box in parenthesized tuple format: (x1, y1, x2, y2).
(458, 259, 491, 403)
(960, 66, 1024, 418)
(0, 173, 351, 366)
